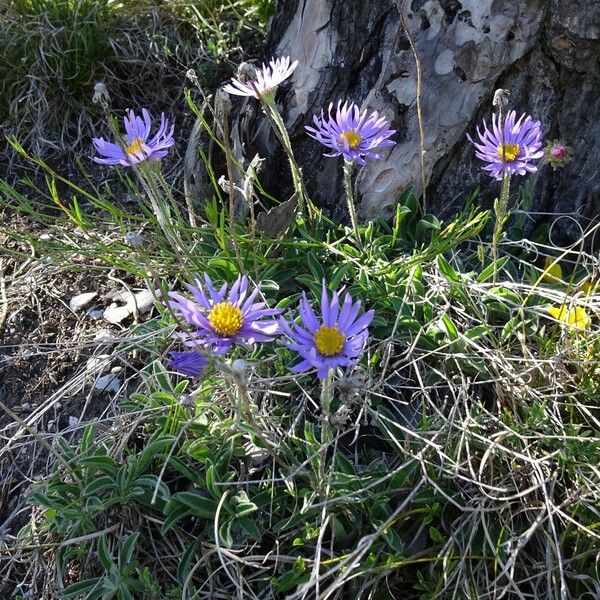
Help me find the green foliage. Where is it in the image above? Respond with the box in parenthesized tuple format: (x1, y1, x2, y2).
(2, 55, 599, 599)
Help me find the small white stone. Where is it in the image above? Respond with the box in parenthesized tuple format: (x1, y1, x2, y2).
(94, 329, 116, 343)
(103, 304, 132, 324)
(69, 292, 98, 312)
(124, 231, 143, 247)
(68, 416, 79, 427)
(86, 354, 112, 374)
(102, 289, 160, 323)
(87, 308, 104, 320)
(93, 374, 122, 394)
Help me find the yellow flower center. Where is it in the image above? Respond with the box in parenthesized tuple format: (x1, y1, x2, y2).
(497, 143, 520, 162)
(340, 130, 362, 149)
(208, 302, 244, 336)
(127, 138, 144, 156)
(314, 324, 346, 356)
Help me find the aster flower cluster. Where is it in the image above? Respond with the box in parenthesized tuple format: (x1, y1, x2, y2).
(167, 274, 373, 381)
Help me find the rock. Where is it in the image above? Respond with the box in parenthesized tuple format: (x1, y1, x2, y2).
(69, 292, 98, 312)
(87, 308, 104, 320)
(103, 288, 161, 324)
(86, 354, 112, 374)
(93, 374, 122, 394)
(103, 304, 132, 324)
(94, 329, 117, 343)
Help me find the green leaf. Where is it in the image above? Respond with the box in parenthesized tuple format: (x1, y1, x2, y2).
(236, 516, 262, 541)
(477, 256, 509, 282)
(218, 519, 233, 547)
(175, 491, 218, 519)
(119, 532, 139, 566)
(59, 578, 102, 598)
(306, 251, 324, 281)
(83, 476, 115, 497)
(464, 324, 492, 341)
(429, 526, 444, 543)
(436, 255, 459, 282)
(440, 315, 459, 340)
(161, 503, 190, 535)
(97, 535, 113, 571)
(329, 263, 351, 290)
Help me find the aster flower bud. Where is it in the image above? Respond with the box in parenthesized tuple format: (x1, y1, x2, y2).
(92, 82, 110, 109)
(493, 88, 510, 109)
(236, 62, 258, 83)
(231, 358, 247, 376)
(544, 140, 571, 170)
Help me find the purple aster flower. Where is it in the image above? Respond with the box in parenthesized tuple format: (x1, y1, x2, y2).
(92, 108, 174, 167)
(169, 351, 207, 379)
(305, 101, 396, 165)
(280, 284, 374, 380)
(168, 274, 281, 355)
(223, 56, 298, 99)
(467, 110, 543, 179)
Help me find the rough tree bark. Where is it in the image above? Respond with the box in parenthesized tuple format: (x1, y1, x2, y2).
(222, 0, 600, 238)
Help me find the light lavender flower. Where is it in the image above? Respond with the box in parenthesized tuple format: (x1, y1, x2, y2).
(223, 56, 298, 99)
(169, 351, 207, 379)
(92, 108, 174, 167)
(305, 101, 396, 165)
(280, 284, 374, 380)
(467, 110, 543, 179)
(168, 274, 281, 355)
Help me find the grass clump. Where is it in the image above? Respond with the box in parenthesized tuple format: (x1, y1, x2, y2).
(0, 0, 274, 175)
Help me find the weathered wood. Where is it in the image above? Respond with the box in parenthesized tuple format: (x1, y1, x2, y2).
(224, 0, 599, 237)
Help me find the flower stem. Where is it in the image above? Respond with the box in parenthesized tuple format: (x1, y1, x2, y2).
(492, 172, 511, 284)
(343, 160, 363, 250)
(320, 370, 333, 444)
(319, 370, 334, 484)
(260, 95, 315, 221)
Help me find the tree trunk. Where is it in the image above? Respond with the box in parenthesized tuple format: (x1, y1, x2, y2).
(225, 0, 600, 239)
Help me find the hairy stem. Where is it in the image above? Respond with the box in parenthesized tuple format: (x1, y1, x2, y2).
(343, 160, 364, 249)
(492, 172, 511, 284)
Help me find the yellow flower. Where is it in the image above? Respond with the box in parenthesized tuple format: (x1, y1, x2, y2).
(542, 256, 563, 283)
(547, 305, 591, 330)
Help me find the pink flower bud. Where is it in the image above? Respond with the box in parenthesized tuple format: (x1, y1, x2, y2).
(550, 144, 567, 159)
